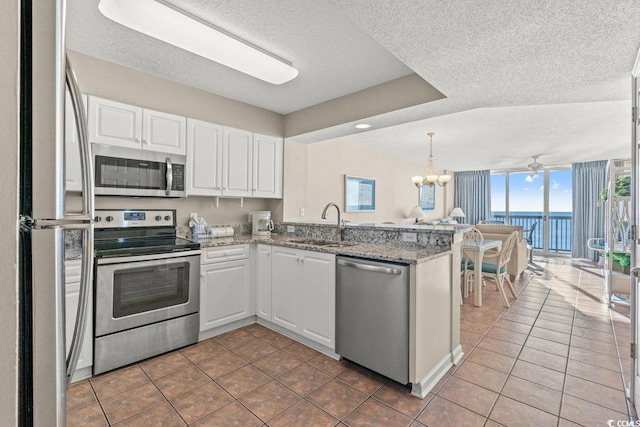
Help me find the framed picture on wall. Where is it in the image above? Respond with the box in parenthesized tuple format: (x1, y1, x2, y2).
(420, 185, 435, 210)
(345, 175, 376, 212)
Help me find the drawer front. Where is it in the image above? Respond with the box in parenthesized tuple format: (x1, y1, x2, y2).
(201, 244, 250, 264)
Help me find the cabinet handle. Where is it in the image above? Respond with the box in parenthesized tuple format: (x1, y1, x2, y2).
(200, 273, 205, 278)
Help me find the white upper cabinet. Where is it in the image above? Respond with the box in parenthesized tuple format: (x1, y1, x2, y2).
(65, 92, 87, 193)
(88, 96, 186, 155)
(143, 109, 186, 155)
(186, 119, 223, 196)
(88, 97, 142, 149)
(222, 127, 253, 197)
(252, 133, 283, 198)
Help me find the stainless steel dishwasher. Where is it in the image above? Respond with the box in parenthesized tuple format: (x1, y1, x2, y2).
(336, 256, 409, 384)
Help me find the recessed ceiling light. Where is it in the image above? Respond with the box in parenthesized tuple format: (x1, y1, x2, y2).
(355, 123, 371, 129)
(98, 0, 298, 85)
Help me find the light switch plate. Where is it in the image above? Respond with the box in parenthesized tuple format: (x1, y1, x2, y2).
(189, 213, 198, 219)
(402, 232, 418, 243)
(287, 225, 295, 233)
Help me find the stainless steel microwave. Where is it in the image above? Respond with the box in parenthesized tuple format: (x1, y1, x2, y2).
(92, 144, 186, 197)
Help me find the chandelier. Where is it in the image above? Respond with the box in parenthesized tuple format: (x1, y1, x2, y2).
(411, 132, 451, 188)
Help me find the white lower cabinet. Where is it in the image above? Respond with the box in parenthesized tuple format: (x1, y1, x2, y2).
(271, 247, 300, 331)
(271, 246, 335, 349)
(299, 251, 336, 348)
(65, 260, 92, 382)
(255, 244, 272, 321)
(200, 246, 252, 332)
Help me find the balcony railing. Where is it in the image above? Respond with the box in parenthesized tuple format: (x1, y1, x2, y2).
(489, 213, 572, 253)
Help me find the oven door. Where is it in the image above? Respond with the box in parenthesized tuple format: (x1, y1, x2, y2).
(95, 252, 200, 337)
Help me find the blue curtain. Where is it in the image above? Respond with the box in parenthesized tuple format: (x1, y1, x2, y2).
(572, 160, 607, 260)
(454, 170, 491, 225)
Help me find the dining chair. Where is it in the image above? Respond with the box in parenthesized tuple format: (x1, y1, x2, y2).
(461, 227, 483, 298)
(524, 222, 537, 262)
(467, 231, 519, 307)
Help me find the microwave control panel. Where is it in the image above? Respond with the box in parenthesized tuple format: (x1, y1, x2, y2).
(172, 164, 185, 191)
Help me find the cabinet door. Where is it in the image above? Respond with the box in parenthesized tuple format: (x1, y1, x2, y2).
(143, 109, 186, 155)
(88, 96, 142, 148)
(64, 92, 87, 193)
(255, 244, 272, 321)
(300, 252, 336, 348)
(186, 119, 223, 196)
(222, 127, 253, 197)
(64, 260, 92, 376)
(252, 134, 282, 198)
(271, 247, 300, 332)
(200, 259, 251, 332)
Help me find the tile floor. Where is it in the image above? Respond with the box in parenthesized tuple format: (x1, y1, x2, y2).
(67, 256, 633, 426)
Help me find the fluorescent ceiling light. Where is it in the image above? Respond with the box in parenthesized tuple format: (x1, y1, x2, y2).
(355, 123, 371, 129)
(98, 0, 299, 85)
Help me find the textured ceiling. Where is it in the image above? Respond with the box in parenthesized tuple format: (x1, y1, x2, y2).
(66, 0, 640, 170)
(66, 0, 413, 114)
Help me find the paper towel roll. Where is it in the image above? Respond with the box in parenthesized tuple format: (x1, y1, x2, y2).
(208, 226, 234, 238)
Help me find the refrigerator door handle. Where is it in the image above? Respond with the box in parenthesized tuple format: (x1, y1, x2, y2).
(64, 56, 95, 385)
(65, 54, 94, 219)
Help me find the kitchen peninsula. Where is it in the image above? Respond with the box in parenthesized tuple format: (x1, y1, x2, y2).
(192, 221, 465, 398)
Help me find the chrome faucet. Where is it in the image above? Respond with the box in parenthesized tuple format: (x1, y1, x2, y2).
(321, 202, 345, 241)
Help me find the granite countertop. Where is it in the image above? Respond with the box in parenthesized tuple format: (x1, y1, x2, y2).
(64, 228, 452, 264)
(197, 233, 450, 264)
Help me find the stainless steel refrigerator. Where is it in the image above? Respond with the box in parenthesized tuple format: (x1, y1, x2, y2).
(19, 1, 94, 425)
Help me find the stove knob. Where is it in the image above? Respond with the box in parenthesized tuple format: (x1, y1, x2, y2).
(106, 216, 114, 222)
(164, 215, 171, 221)
(94, 216, 101, 222)
(155, 215, 162, 221)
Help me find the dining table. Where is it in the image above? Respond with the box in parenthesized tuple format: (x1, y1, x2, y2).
(461, 239, 502, 306)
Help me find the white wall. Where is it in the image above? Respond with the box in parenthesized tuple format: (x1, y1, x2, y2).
(66, 194, 278, 227)
(283, 138, 454, 224)
(68, 51, 283, 136)
(0, 0, 19, 423)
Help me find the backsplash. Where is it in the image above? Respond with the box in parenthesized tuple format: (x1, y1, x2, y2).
(275, 222, 457, 250)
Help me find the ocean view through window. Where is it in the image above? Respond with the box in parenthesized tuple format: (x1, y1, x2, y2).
(490, 169, 572, 254)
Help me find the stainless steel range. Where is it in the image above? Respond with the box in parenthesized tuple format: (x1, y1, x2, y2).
(93, 209, 200, 375)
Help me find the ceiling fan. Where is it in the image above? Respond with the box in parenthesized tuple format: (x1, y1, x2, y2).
(527, 155, 544, 177)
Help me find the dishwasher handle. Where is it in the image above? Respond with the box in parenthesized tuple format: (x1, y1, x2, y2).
(337, 258, 402, 275)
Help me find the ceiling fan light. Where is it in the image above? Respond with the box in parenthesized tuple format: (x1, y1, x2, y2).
(98, 0, 298, 85)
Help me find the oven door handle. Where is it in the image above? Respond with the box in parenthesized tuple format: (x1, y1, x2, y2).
(97, 250, 201, 265)
(165, 157, 173, 196)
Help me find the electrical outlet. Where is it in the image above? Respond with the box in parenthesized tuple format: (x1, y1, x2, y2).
(402, 232, 418, 243)
(299, 208, 305, 217)
(189, 212, 198, 219)
(287, 225, 295, 233)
